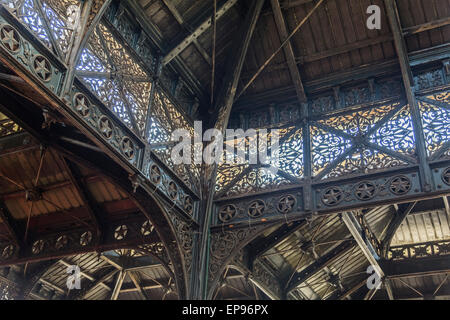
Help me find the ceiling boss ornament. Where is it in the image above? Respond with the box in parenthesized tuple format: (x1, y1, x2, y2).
(79, 231, 92, 246)
(389, 175, 412, 195)
(114, 225, 128, 240)
(354, 181, 377, 200)
(73, 93, 90, 117)
(120, 137, 135, 160)
(248, 199, 266, 218)
(149, 164, 162, 184)
(32, 55, 52, 82)
(322, 187, 344, 206)
(0, 24, 20, 52)
(218, 204, 237, 223)
(277, 195, 296, 213)
(98, 116, 113, 139)
(442, 167, 450, 186)
(141, 220, 154, 236)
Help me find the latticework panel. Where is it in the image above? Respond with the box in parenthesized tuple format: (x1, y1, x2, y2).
(311, 126, 352, 176)
(149, 89, 199, 187)
(216, 128, 299, 197)
(312, 102, 415, 180)
(1, 0, 81, 59)
(419, 91, 450, 159)
(76, 22, 151, 136)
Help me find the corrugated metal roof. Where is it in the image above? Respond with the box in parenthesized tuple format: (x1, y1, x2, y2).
(391, 209, 450, 246)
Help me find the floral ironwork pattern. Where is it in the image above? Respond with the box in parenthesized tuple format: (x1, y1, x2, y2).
(388, 240, 450, 261)
(1, 0, 81, 59)
(419, 92, 450, 158)
(311, 126, 352, 176)
(76, 22, 151, 135)
(312, 102, 414, 180)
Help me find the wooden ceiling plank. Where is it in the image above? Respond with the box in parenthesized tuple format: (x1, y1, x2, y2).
(270, 0, 307, 103)
(162, 0, 238, 65)
(161, 0, 212, 66)
(212, 0, 266, 129)
(61, 158, 103, 241)
(128, 271, 150, 300)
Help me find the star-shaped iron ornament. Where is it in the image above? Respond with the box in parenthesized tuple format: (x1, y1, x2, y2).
(74, 94, 90, 117)
(248, 200, 265, 218)
(278, 195, 296, 213)
(0, 26, 20, 52)
(33, 56, 51, 81)
(99, 116, 113, 139)
(322, 187, 344, 206)
(141, 220, 154, 236)
(114, 225, 128, 240)
(79, 231, 92, 246)
(55, 235, 68, 250)
(355, 182, 376, 200)
(168, 181, 178, 200)
(2, 244, 14, 259)
(442, 167, 450, 186)
(32, 239, 45, 255)
(121, 137, 134, 159)
(218, 204, 237, 223)
(389, 176, 411, 195)
(149, 164, 161, 184)
(184, 196, 193, 214)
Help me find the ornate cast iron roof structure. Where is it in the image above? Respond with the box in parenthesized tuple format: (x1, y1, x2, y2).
(0, 0, 449, 300)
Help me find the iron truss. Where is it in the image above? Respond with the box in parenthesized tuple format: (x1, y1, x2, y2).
(0, 0, 449, 300)
(0, 1, 199, 225)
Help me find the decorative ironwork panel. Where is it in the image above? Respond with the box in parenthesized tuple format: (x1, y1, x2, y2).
(311, 126, 352, 176)
(208, 224, 271, 294)
(1, 0, 81, 60)
(0, 219, 157, 265)
(215, 191, 302, 225)
(414, 69, 446, 91)
(315, 172, 420, 210)
(325, 149, 410, 180)
(142, 158, 197, 218)
(0, 8, 65, 94)
(231, 253, 282, 299)
(149, 89, 200, 188)
(368, 105, 415, 156)
(76, 21, 151, 136)
(387, 240, 450, 261)
(311, 102, 416, 180)
(103, 3, 156, 73)
(216, 127, 300, 197)
(67, 81, 143, 167)
(419, 91, 450, 159)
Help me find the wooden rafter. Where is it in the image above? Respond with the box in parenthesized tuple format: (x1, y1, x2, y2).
(162, 0, 238, 66)
(61, 158, 103, 241)
(285, 240, 355, 293)
(270, 0, 306, 103)
(160, 0, 212, 66)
